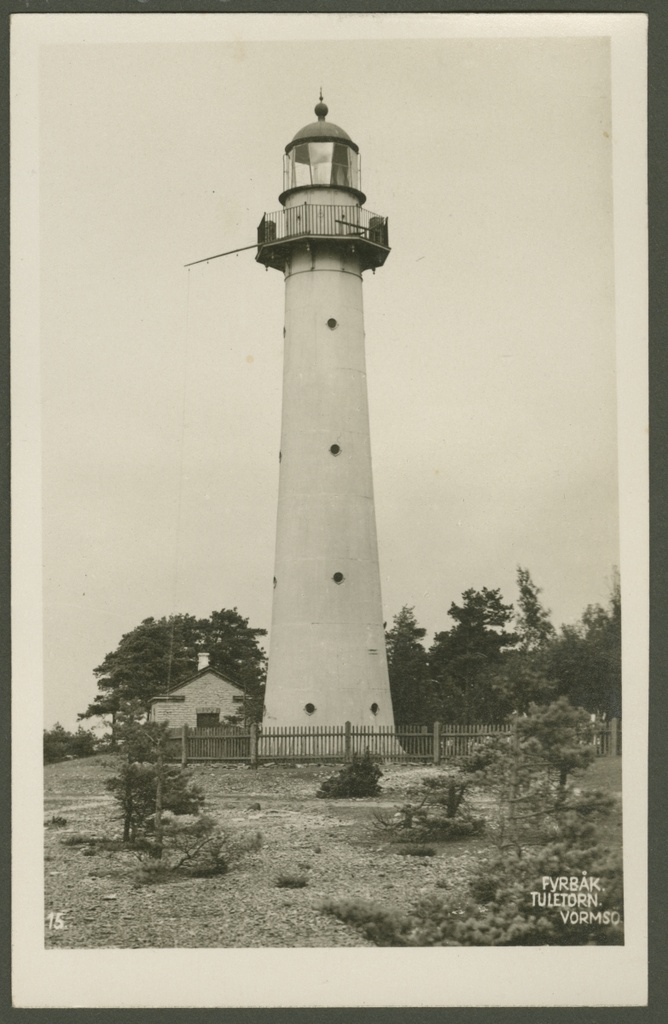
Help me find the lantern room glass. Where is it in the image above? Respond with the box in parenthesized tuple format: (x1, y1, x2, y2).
(283, 142, 360, 192)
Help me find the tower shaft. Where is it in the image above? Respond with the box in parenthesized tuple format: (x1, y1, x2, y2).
(257, 103, 393, 727)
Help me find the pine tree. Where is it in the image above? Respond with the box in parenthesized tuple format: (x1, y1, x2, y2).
(514, 567, 556, 653)
(429, 588, 518, 723)
(385, 606, 432, 724)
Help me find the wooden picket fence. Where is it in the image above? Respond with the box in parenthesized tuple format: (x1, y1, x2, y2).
(166, 718, 620, 766)
(595, 717, 621, 756)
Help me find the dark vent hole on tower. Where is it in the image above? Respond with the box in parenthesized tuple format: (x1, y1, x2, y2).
(329, 444, 341, 456)
(332, 572, 345, 584)
(370, 703, 379, 715)
(273, 577, 277, 588)
(327, 318, 338, 330)
(304, 703, 316, 715)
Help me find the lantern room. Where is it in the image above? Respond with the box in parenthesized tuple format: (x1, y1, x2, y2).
(280, 99, 364, 204)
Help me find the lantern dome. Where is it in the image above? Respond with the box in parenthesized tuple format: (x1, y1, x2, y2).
(286, 99, 358, 153)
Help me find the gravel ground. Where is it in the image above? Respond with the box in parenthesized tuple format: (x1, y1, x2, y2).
(44, 756, 483, 949)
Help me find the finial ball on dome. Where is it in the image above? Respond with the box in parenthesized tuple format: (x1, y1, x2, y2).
(315, 99, 328, 120)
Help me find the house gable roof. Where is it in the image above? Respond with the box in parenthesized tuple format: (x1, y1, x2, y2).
(149, 665, 244, 703)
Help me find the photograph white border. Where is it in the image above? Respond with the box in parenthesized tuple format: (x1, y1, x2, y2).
(11, 11, 648, 1008)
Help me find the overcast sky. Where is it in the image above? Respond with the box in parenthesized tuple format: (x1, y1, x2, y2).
(28, 20, 625, 731)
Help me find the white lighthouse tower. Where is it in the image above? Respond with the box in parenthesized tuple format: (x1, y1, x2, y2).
(257, 98, 394, 728)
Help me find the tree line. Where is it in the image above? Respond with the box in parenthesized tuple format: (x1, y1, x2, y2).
(387, 567, 621, 725)
(76, 567, 620, 734)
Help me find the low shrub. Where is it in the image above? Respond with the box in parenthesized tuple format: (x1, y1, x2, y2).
(47, 815, 67, 828)
(276, 872, 308, 889)
(372, 771, 484, 842)
(183, 824, 263, 878)
(321, 899, 415, 946)
(469, 872, 498, 904)
(61, 834, 97, 847)
(322, 835, 623, 947)
(410, 839, 624, 946)
(395, 844, 436, 857)
(133, 814, 263, 884)
(160, 769, 206, 817)
(390, 812, 485, 843)
(316, 752, 383, 799)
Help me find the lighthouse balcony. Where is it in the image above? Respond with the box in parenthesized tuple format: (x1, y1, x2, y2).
(256, 204, 390, 272)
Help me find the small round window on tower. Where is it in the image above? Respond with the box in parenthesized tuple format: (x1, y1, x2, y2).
(332, 572, 344, 584)
(370, 703, 379, 715)
(327, 318, 338, 330)
(329, 444, 341, 456)
(304, 703, 316, 715)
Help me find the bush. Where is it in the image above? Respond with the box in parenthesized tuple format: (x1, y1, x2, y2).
(411, 838, 624, 947)
(323, 834, 623, 947)
(410, 782, 624, 946)
(372, 771, 485, 842)
(160, 768, 206, 817)
(133, 814, 263, 884)
(316, 752, 383, 799)
(105, 762, 205, 843)
(44, 723, 97, 763)
(457, 704, 607, 858)
(321, 899, 415, 946)
(390, 808, 485, 843)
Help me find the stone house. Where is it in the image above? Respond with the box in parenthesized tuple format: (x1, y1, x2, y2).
(149, 653, 246, 729)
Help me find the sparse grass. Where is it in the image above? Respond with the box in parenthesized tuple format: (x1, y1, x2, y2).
(132, 859, 177, 887)
(60, 834, 97, 847)
(276, 872, 308, 888)
(394, 844, 436, 857)
(580, 755, 621, 792)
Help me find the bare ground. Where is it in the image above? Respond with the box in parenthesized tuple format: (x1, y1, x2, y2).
(44, 754, 622, 949)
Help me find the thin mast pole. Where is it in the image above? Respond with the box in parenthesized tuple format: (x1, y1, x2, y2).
(184, 242, 260, 268)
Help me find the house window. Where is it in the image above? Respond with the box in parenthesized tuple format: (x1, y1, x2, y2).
(197, 712, 220, 728)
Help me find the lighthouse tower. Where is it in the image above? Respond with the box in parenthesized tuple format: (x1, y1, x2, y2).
(257, 99, 394, 728)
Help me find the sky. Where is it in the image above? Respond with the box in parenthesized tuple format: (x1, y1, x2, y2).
(28, 20, 624, 731)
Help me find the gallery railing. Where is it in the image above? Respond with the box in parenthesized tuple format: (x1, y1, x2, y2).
(258, 205, 389, 249)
